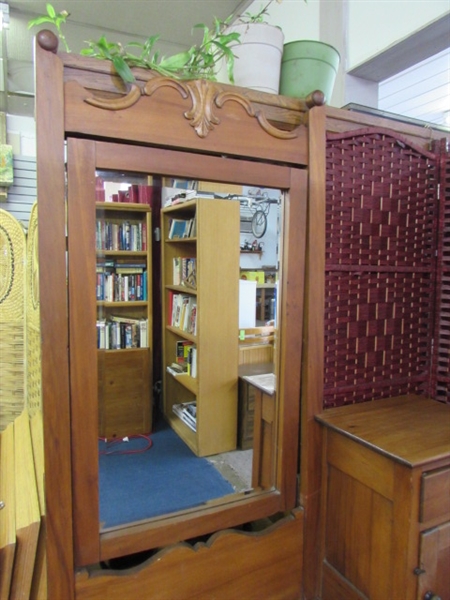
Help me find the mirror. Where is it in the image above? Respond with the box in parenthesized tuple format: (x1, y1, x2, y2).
(94, 170, 282, 532)
(65, 136, 303, 565)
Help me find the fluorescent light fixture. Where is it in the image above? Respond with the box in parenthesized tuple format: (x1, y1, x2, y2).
(0, 3, 9, 29)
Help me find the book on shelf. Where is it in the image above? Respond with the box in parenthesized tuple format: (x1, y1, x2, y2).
(96, 179, 153, 204)
(96, 219, 147, 251)
(169, 292, 197, 334)
(166, 363, 187, 377)
(189, 346, 197, 378)
(188, 303, 197, 336)
(172, 402, 197, 432)
(173, 257, 181, 286)
(176, 340, 193, 366)
(138, 184, 154, 206)
(168, 216, 196, 240)
(115, 260, 146, 275)
(175, 340, 197, 376)
(109, 314, 141, 324)
(96, 271, 147, 302)
(173, 257, 196, 289)
(168, 219, 188, 239)
(96, 317, 148, 349)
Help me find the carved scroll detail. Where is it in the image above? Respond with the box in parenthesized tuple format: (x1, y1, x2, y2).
(83, 76, 299, 139)
(215, 91, 297, 140)
(85, 84, 142, 110)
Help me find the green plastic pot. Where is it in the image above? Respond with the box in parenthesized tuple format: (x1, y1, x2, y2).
(279, 40, 340, 102)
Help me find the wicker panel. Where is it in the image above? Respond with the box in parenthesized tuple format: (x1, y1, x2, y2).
(0, 209, 26, 430)
(324, 129, 439, 408)
(431, 146, 450, 403)
(26, 203, 42, 415)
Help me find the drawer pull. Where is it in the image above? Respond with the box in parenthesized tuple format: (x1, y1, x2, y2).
(424, 592, 441, 600)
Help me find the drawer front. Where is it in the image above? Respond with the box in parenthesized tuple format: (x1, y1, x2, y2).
(420, 467, 450, 523)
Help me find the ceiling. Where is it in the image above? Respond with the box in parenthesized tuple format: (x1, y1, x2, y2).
(7, 0, 251, 49)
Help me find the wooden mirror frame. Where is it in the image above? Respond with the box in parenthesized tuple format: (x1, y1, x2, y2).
(35, 31, 326, 596)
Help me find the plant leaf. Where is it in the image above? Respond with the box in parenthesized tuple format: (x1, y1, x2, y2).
(111, 56, 135, 83)
(159, 50, 192, 70)
(46, 3, 56, 18)
(28, 16, 52, 28)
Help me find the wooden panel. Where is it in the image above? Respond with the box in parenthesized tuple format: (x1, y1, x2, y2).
(276, 166, 308, 509)
(325, 465, 393, 600)
(76, 513, 303, 600)
(98, 350, 151, 438)
(322, 562, 367, 600)
(420, 467, 450, 523)
(67, 138, 100, 567)
(64, 80, 308, 167)
(95, 142, 292, 191)
(326, 429, 395, 500)
(391, 463, 419, 599)
(368, 491, 393, 599)
(35, 37, 75, 599)
(10, 411, 41, 600)
(317, 395, 450, 467)
(29, 412, 47, 600)
(238, 379, 256, 450)
(418, 521, 450, 600)
(299, 105, 327, 600)
(99, 491, 285, 562)
(0, 423, 15, 600)
(239, 344, 274, 365)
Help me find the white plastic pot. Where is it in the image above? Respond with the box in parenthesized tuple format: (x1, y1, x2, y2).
(217, 23, 285, 94)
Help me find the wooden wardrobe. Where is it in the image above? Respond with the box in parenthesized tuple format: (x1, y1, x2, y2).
(34, 29, 449, 600)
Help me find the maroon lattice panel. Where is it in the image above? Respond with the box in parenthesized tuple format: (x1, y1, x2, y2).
(430, 145, 450, 404)
(324, 129, 439, 408)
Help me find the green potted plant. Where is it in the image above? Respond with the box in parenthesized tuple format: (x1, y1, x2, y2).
(28, 3, 241, 85)
(216, 0, 286, 94)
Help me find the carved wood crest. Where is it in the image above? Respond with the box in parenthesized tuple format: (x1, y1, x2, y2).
(84, 77, 299, 140)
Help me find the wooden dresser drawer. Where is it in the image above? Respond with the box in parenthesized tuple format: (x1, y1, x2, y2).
(420, 467, 450, 523)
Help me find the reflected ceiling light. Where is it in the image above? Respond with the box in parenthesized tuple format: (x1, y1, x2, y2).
(0, 3, 9, 29)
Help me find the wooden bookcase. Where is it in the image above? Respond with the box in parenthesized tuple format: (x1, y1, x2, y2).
(96, 202, 152, 438)
(161, 197, 240, 456)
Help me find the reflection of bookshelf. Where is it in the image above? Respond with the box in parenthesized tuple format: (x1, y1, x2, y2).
(96, 202, 152, 439)
(162, 198, 240, 456)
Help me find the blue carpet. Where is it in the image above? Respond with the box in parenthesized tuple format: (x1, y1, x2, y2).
(99, 424, 234, 529)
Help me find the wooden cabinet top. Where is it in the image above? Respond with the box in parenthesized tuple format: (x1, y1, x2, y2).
(316, 394, 450, 468)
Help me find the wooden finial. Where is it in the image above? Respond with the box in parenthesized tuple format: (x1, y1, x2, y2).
(36, 30, 59, 54)
(305, 90, 325, 108)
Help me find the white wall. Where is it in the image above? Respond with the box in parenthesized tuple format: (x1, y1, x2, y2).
(6, 114, 36, 156)
(262, 0, 321, 42)
(247, 0, 449, 66)
(245, 0, 450, 108)
(347, 0, 449, 70)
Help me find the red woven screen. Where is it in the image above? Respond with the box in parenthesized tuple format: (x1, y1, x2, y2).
(324, 129, 439, 408)
(430, 143, 450, 403)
